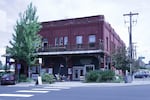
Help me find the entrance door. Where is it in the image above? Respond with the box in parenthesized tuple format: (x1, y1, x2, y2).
(73, 67, 84, 81)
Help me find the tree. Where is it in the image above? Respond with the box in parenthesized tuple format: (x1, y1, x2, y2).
(0, 61, 2, 70)
(111, 47, 130, 73)
(6, 3, 41, 77)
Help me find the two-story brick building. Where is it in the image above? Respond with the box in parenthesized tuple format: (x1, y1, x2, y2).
(37, 15, 125, 81)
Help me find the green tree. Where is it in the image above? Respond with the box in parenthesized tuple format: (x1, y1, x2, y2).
(6, 3, 41, 77)
(112, 47, 130, 73)
(132, 59, 145, 71)
(0, 61, 2, 70)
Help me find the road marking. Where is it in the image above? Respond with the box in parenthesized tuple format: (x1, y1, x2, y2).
(0, 94, 33, 97)
(32, 88, 61, 91)
(16, 90, 49, 93)
(44, 86, 71, 89)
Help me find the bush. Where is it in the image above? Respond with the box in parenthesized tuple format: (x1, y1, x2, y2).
(112, 75, 124, 83)
(85, 70, 99, 82)
(100, 70, 115, 82)
(19, 74, 34, 82)
(19, 74, 27, 82)
(42, 73, 55, 84)
(85, 70, 115, 83)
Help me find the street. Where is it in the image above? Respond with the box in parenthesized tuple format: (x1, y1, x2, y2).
(0, 82, 150, 100)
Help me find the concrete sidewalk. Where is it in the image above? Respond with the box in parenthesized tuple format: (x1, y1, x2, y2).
(48, 80, 150, 87)
(15, 80, 150, 87)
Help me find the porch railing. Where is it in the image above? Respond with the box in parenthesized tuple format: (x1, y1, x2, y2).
(38, 43, 104, 52)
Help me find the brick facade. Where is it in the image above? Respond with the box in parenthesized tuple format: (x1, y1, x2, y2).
(37, 15, 125, 81)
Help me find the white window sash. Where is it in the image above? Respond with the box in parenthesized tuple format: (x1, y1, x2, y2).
(64, 36, 68, 45)
(76, 36, 82, 44)
(89, 35, 96, 43)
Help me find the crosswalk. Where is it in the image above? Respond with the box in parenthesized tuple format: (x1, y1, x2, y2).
(0, 85, 72, 98)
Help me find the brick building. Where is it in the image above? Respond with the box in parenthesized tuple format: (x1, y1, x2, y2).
(37, 15, 125, 80)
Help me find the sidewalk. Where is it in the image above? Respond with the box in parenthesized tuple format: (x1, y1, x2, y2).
(48, 80, 150, 87)
(16, 80, 150, 87)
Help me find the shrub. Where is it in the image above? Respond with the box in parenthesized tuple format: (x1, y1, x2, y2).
(42, 73, 55, 84)
(85, 70, 99, 82)
(112, 75, 124, 83)
(100, 70, 115, 82)
(85, 70, 115, 83)
(19, 74, 27, 82)
(17, 74, 34, 82)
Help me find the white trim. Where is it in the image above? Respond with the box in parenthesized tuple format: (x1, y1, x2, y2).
(37, 50, 103, 56)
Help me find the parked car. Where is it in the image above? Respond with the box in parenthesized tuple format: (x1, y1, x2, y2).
(0, 73, 16, 85)
(134, 71, 150, 78)
(0, 70, 5, 78)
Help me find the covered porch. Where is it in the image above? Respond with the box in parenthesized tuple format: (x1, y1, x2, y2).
(36, 50, 109, 81)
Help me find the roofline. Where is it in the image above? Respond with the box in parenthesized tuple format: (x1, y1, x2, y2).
(40, 15, 105, 24)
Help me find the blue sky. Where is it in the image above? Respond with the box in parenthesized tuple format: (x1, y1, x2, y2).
(0, 0, 150, 64)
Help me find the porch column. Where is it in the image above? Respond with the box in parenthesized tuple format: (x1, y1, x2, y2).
(98, 55, 104, 70)
(65, 56, 72, 80)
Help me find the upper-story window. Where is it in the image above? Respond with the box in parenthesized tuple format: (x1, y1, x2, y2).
(64, 36, 68, 46)
(42, 38, 48, 47)
(55, 37, 59, 46)
(76, 35, 83, 44)
(89, 35, 96, 47)
(55, 36, 68, 46)
(76, 35, 83, 48)
(106, 37, 109, 51)
(59, 37, 63, 46)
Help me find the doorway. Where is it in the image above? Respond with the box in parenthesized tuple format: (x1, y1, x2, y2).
(72, 67, 84, 81)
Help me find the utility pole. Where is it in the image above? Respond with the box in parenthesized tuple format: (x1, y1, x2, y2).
(123, 12, 139, 76)
(132, 42, 137, 60)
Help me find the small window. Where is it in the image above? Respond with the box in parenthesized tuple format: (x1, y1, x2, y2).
(64, 36, 68, 45)
(59, 37, 63, 46)
(106, 37, 108, 51)
(76, 36, 83, 48)
(55, 37, 59, 46)
(42, 38, 48, 47)
(89, 35, 96, 43)
(89, 35, 96, 47)
(76, 36, 83, 44)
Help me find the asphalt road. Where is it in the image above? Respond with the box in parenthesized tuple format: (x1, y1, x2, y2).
(0, 84, 150, 100)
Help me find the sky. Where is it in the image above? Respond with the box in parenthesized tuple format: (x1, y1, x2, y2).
(0, 0, 150, 64)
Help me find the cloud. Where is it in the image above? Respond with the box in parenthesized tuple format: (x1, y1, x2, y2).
(0, 10, 6, 32)
(0, 0, 150, 64)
